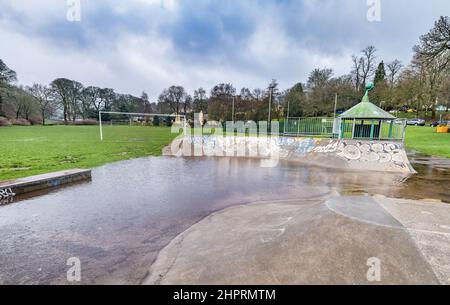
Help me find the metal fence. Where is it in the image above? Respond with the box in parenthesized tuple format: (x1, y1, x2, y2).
(282, 117, 406, 141)
(283, 117, 335, 137)
(195, 117, 406, 141)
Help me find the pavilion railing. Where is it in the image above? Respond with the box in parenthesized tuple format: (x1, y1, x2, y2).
(339, 118, 407, 141)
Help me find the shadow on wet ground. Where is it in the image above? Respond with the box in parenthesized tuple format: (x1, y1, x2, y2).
(0, 153, 448, 284)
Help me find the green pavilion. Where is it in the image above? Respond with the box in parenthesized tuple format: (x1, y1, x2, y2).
(338, 83, 406, 141)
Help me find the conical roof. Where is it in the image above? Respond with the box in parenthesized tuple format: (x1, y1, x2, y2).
(340, 94, 396, 120)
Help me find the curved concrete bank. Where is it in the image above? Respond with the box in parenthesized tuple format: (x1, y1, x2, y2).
(144, 196, 450, 285)
(166, 136, 415, 174)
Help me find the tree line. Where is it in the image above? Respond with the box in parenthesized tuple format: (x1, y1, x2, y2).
(0, 74, 158, 125)
(1, 16, 449, 126)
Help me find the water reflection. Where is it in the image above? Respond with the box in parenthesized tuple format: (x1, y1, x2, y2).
(0, 155, 448, 284)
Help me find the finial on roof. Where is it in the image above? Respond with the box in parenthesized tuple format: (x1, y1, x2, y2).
(362, 82, 375, 103)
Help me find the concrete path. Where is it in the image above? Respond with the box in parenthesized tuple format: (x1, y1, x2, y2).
(144, 195, 450, 285)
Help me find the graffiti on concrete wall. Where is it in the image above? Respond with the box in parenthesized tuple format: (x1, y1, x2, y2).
(292, 138, 316, 156)
(0, 187, 16, 205)
(184, 136, 275, 157)
(277, 137, 317, 157)
(313, 140, 406, 167)
(185, 136, 319, 157)
(171, 136, 412, 173)
(183, 137, 405, 163)
(312, 141, 341, 153)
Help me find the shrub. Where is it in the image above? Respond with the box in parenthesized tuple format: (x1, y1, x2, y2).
(46, 120, 65, 126)
(153, 115, 160, 126)
(11, 118, 31, 126)
(84, 119, 98, 125)
(73, 119, 98, 125)
(0, 117, 11, 127)
(29, 118, 42, 125)
(164, 116, 173, 127)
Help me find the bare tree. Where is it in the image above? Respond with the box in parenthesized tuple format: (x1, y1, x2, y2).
(386, 60, 403, 88)
(28, 84, 54, 125)
(306, 68, 334, 116)
(183, 95, 192, 117)
(424, 57, 446, 119)
(439, 76, 450, 112)
(414, 16, 450, 72)
(351, 55, 363, 92)
(413, 16, 450, 119)
(11, 87, 35, 120)
(50, 78, 73, 123)
(207, 84, 236, 121)
(193, 88, 208, 113)
(158, 86, 189, 115)
(5, 88, 22, 119)
(80, 86, 102, 118)
(0, 59, 17, 117)
(0, 60, 17, 84)
(19, 94, 34, 120)
(138, 91, 154, 114)
(99, 88, 115, 112)
(69, 81, 83, 122)
(360, 46, 377, 90)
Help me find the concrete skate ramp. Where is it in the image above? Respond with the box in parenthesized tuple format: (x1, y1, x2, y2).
(166, 136, 415, 174)
(144, 196, 450, 285)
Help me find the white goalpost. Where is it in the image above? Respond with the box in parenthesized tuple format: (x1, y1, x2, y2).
(98, 111, 187, 141)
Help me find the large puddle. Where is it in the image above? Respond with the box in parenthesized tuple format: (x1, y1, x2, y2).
(0, 154, 449, 284)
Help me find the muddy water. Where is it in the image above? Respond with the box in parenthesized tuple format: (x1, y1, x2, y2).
(0, 155, 448, 284)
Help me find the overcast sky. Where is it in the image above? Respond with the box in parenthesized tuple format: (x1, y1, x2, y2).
(0, 0, 448, 100)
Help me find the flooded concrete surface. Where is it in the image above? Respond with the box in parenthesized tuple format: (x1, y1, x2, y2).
(145, 196, 450, 285)
(0, 154, 449, 284)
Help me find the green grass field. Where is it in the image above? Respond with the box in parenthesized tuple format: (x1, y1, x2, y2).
(405, 126, 450, 158)
(0, 125, 179, 181)
(0, 125, 448, 181)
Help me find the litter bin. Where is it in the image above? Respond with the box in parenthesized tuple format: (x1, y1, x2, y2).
(436, 126, 449, 133)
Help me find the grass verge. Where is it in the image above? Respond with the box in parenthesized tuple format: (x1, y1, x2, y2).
(0, 125, 178, 181)
(405, 126, 450, 158)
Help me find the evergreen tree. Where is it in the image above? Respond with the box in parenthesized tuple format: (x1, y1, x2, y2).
(0, 59, 17, 117)
(374, 61, 386, 85)
(164, 115, 173, 127)
(284, 83, 305, 117)
(153, 115, 160, 126)
(372, 61, 390, 107)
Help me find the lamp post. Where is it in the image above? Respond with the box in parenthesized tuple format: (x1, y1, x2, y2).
(285, 98, 290, 135)
(268, 86, 274, 133)
(232, 95, 235, 124)
(333, 93, 338, 121)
